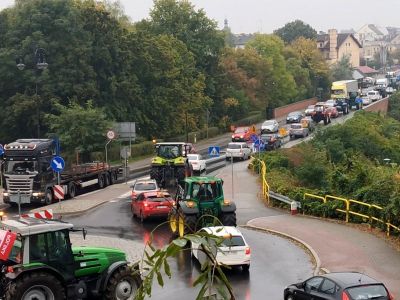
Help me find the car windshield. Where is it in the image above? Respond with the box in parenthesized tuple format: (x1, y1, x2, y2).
(291, 124, 302, 129)
(146, 195, 169, 202)
(220, 235, 245, 247)
(346, 284, 388, 299)
(235, 127, 247, 133)
(263, 121, 274, 126)
(135, 182, 157, 191)
(288, 112, 299, 117)
(187, 155, 199, 161)
(227, 143, 242, 149)
(4, 160, 38, 175)
(157, 145, 181, 159)
(261, 134, 276, 141)
(368, 92, 376, 95)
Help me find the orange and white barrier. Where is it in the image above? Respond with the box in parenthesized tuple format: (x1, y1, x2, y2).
(21, 209, 54, 219)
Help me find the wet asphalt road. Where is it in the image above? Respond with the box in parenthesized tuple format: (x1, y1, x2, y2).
(63, 162, 314, 299)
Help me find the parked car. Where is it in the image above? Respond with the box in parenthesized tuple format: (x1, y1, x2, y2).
(131, 191, 174, 222)
(304, 105, 316, 116)
(289, 123, 309, 139)
(131, 179, 159, 201)
(260, 133, 282, 150)
(226, 142, 252, 160)
(231, 126, 256, 142)
(191, 226, 251, 272)
(284, 272, 394, 300)
(367, 90, 382, 102)
(261, 119, 279, 133)
(187, 153, 206, 174)
(286, 111, 305, 124)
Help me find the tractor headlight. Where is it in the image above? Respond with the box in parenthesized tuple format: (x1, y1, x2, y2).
(187, 201, 196, 208)
(223, 199, 231, 206)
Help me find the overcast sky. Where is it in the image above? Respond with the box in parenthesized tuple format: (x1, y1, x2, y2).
(1, 0, 399, 33)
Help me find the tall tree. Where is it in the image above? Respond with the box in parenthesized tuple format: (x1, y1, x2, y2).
(246, 34, 298, 107)
(274, 20, 317, 44)
(331, 55, 353, 81)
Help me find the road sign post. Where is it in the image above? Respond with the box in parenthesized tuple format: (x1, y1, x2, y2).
(0, 144, 3, 189)
(51, 156, 65, 210)
(105, 130, 116, 164)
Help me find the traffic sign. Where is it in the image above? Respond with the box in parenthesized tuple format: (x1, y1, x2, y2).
(208, 146, 220, 157)
(106, 130, 116, 140)
(0, 144, 3, 156)
(53, 185, 64, 200)
(51, 156, 65, 172)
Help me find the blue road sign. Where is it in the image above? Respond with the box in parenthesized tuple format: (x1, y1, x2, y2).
(0, 144, 3, 156)
(51, 156, 65, 172)
(208, 146, 220, 157)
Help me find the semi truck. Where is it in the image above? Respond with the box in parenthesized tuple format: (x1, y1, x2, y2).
(331, 80, 358, 110)
(1, 139, 121, 206)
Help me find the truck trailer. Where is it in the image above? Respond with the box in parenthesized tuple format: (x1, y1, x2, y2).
(1, 139, 121, 206)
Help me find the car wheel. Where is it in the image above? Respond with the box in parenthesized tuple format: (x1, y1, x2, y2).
(286, 295, 294, 300)
(131, 206, 135, 218)
(242, 264, 250, 272)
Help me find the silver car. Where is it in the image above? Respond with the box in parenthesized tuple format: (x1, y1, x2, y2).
(226, 142, 252, 161)
(289, 123, 309, 139)
(261, 119, 279, 133)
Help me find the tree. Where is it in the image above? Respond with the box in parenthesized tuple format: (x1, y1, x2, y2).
(274, 20, 317, 44)
(45, 100, 112, 156)
(331, 55, 353, 81)
(246, 34, 298, 107)
(287, 37, 331, 97)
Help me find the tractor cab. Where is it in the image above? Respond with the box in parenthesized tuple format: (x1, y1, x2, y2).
(169, 176, 236, 237)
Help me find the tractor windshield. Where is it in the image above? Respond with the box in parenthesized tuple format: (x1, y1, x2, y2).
(191, 182, 220, 201)
(157, 145, 182, 159)
(7, 237, 22, 263)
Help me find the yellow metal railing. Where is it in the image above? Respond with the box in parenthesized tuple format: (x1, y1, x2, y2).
(251, 157, 400, 237)
(304, 192, 400, 237)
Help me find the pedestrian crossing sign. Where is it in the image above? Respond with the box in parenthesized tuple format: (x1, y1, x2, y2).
(208, 146, 220, 157)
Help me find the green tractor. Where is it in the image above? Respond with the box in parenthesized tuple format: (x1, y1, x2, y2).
(168, 176, 237, 237)
(150, 142, 193, 187)
(0, 217, 142, 300)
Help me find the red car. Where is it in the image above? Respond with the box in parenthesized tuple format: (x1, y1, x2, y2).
(231, 126, 256, 142)
(131, 191, 174, 222)
(325, 105, 339, 118)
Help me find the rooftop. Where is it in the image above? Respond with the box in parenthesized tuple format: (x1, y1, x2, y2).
(1, 218, 73, 236)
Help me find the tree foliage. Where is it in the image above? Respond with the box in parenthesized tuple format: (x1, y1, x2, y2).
(274, 20, 317, 44)
(330, 55, 353, 81)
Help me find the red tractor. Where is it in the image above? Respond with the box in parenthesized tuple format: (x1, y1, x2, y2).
(311, 102, 332, 125)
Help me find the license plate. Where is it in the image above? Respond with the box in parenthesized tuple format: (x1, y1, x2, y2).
(157, 206, 168, 209)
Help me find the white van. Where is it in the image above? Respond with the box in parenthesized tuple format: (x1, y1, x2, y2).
(367, 91, 382, 102)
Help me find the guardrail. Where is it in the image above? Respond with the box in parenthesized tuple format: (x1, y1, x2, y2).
(304, 193, 400, 237)
(128, 155, 227, 180)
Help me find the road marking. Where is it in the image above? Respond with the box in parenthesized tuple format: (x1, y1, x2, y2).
(109, 200, 119, 203)
(118, 191, 131, 199)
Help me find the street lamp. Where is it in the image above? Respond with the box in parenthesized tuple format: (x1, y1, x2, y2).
(16, 47, 48, 138)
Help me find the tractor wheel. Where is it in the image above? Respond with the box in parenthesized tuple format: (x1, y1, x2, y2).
(168, 210, 178, 235)
(178, 209, 197, 237)
(67, 182, 76, 199)
(323, 116, 328, 125)
(104, 265, 141, 300)
(328, 116, 331, 124)
(5, 271, 66, 300)
(44, 188, 53, 205)
(150, 168, 161, 183)
(221, 212, 237, 227)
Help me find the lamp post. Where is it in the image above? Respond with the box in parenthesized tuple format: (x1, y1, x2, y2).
(16, 47, 48, 138)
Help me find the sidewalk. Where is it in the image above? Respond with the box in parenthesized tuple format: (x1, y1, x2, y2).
(247, 214, 400, 297)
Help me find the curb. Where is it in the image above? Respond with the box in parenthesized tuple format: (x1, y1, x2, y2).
(241, 223, 327, 276)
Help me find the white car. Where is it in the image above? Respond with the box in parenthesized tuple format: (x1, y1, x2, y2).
(367, 90, 382, 101)
(386, 86, 396, 95)
(361, 94, 372, 105)
(225, 142, 252, 160)
(261, 119, 279, 133)
(304, 105, 315, 116)
(324, 99, 336, 107)
(187, 154, 206, 173)
(191, 226, 251, 272)
(130, 179, 159, 200)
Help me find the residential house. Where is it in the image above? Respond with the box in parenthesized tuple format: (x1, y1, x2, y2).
(355, 24, 387, 44)
(232, 33, 254, 49)
(352, 66, 379, 80)
(317, 29, 362, 67)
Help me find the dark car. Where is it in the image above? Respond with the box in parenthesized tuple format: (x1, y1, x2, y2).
(286, 111, 304, 124)
(284, 272, 394, 300)
(260, 133, 282, 150)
